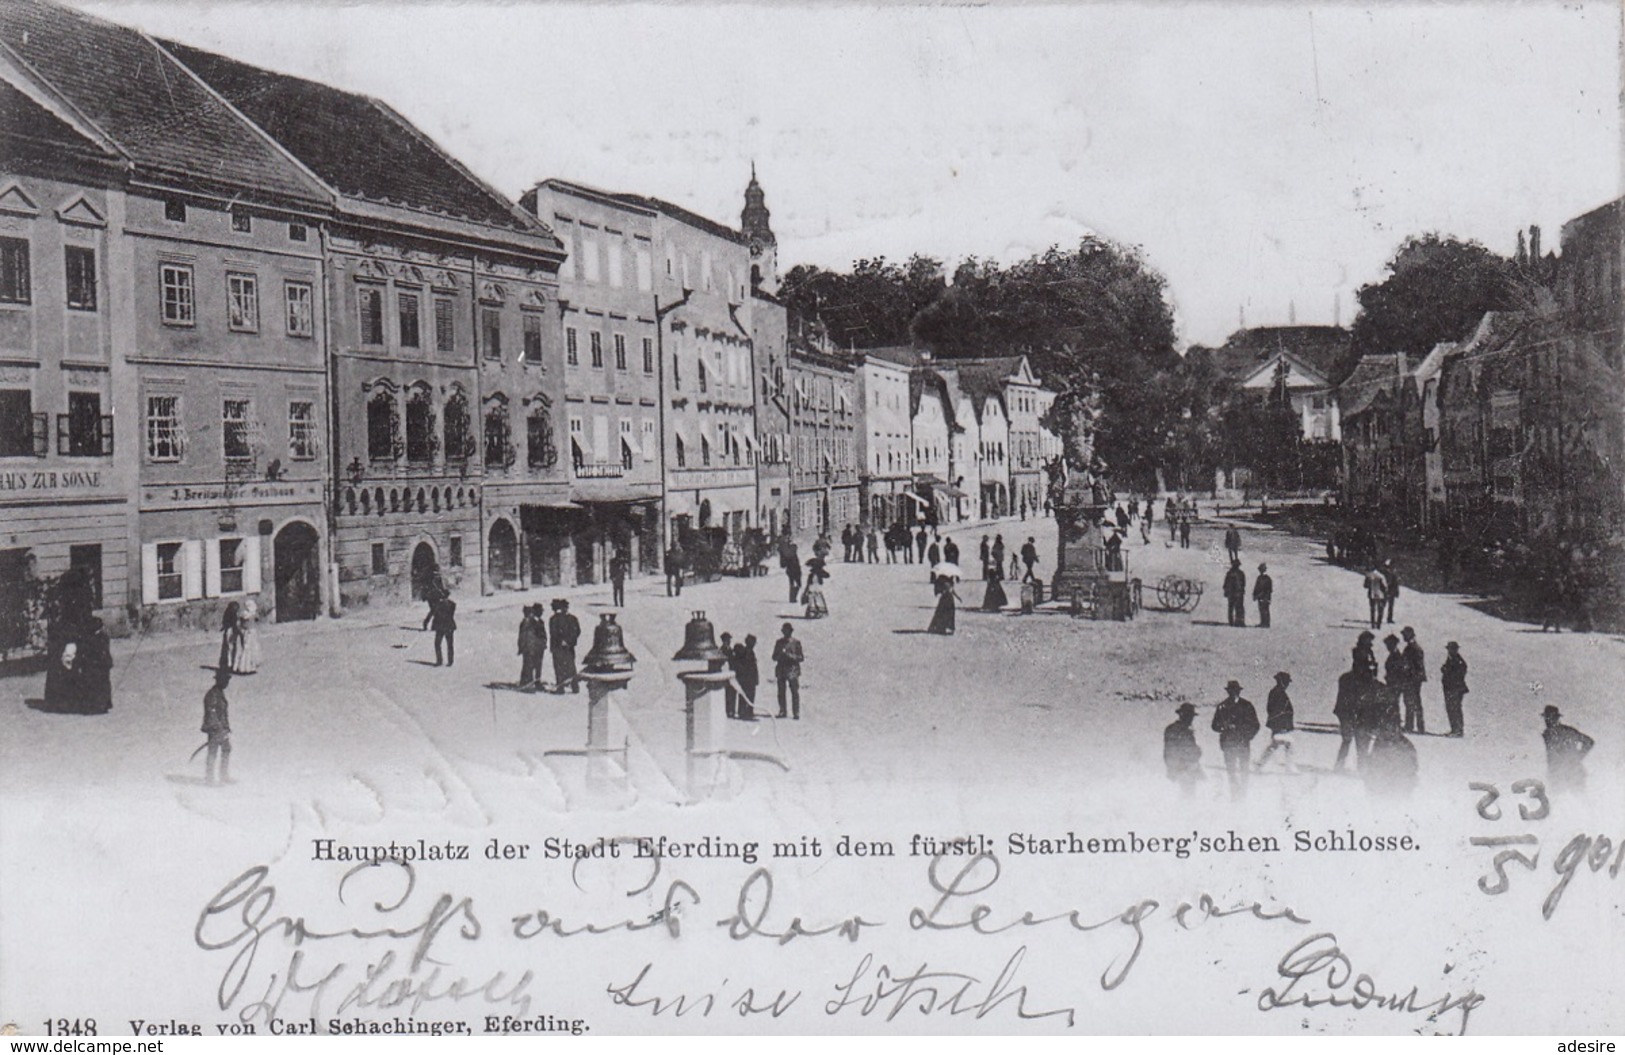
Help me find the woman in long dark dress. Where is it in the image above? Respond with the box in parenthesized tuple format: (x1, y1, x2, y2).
(981, 559, 1008, 612)
(927, 575, 958, 634)
(76, 616, 113, 713)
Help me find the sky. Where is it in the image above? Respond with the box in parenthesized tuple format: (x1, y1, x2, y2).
(77, 0, 1623, 348)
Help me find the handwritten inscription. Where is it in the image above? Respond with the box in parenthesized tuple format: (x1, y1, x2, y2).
(1257, 933, 1485, 1035)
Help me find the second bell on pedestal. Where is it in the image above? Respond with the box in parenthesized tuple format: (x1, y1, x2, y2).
(673, 610, 728, 664)
(583, 612, 636, 673)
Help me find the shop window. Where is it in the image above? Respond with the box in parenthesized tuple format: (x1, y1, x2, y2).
(218, 538, 247, 594)
(371, 541, 388, 576)
(156, 542, 183, 600)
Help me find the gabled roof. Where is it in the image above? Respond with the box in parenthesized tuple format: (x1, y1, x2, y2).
(944, 354, 1037, 386)
(1337, 354, 1412, 421)
(908, 369, 960, 432)
(161, 39, 543, 236)
(864, 345, 922, 368)
(0, 78, 120, 173)
(1210, 325, 1351, 384)
(1237, 349, 1332, 391)
(0, 0, 324, 205)
(936, 362, 1008, 420)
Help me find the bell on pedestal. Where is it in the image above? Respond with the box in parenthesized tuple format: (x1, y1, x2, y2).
(673, 610, 728, 664)
(583, 612, 637, 673)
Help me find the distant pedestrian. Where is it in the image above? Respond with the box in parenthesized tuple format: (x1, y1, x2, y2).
(927, 574, 958, 635)
(665, 542, 685, 597)
(720, 631, 740, 719)
(517, 604, 547, 691)
(979, 536, 992, 579)
(772, 622, 804, 719)
(1256, 671, 1297, 774)
(981, 555, 1008, 611)
(1333, 663, 1372, 771)
(1178, 514, 1191, 549)
(915, 528, 928, 563)
(926, 538, 942, 581)
(1224, 525, 1241, 563)
(1364, 566, 1388, 629)
(609, 550, 629, 607)
(1253, 562, 1273, 628)
(1352, 629, 1379, 680)
(943, 536, 959, 568)
(549, 599, 581, 693)
(734, 634, 760, 720)
(421, 575, 445, 631)
(1211, 679, 1260, 799)
(1223, 559, 1246, 627)
(200, 667, 233, 785)
(427, 593, 457, 667)
(841, 524, 855, 562)
(1399, 627, 1427, 734)
(866, 528, 880, 563)
(1020, 537, 1039, 582)
(781, 538, 802, 603)
(1541, 705, 1595, 792)
(1140, 507, 1152, 544)
(1380, 558, 1400, 624)
(1165, 498, 1178, 541)
(992, 535, 1006, 577)
(1380, 633, 1405, 728)
(1164, 702, 1203, 795)
(803, 556, 829, 617)
(1440, 641, 1468, 737)
(1116, 504, 1130, 532)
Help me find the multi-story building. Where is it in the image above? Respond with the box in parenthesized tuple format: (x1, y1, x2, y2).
(909, 360, 960, 526)
(750, 291, 792, 538)
(3, 0, 339, 633)
(942, 370, 980, 523)
(168, 43, 567, 609)
(0, 75, 134, 644)
(788, 342, 860, 539)
(633, 197, 759, 546)
(1034, 387, 1063, 482)
(856, 347, 915, 528)
(524, 180, 662, 583)
(1206, 325, 1350, 443)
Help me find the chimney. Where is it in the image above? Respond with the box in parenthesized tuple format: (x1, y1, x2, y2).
(1289, 299, 1297, 325)
(1333, 291, 1342, 328)
(1530, 225, 1542, 262)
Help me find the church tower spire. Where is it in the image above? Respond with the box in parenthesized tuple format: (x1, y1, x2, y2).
(742, 163, 778, 294)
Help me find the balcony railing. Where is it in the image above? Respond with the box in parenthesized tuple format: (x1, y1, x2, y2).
(574, 462, 625, 479)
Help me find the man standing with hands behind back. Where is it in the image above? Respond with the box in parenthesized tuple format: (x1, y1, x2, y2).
(772, 622, 804, 720)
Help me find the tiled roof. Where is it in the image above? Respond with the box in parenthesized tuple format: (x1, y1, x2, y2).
(1337, 354, 1410, 421)
(0, 79, 118, 169)
(0, 0, 324, 204)
(863, 345, 922, 368)
(1210, 325, 1350, 383)
(161, 39, 536, 232)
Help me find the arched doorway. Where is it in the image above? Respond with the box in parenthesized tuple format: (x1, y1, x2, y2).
(410, 541, 439, 601)
(488, 519, 518, 589)
(273, 521, 321, 622)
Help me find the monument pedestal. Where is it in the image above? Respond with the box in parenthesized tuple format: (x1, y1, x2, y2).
(580, 671, 632, 793)
(678, 669, 734, 800)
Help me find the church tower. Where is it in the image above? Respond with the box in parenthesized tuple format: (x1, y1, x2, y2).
(741, 162, 778, 294)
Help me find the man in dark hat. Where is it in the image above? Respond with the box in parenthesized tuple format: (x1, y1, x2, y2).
(665, 541, 685, 597)
(1364, 566, 1388, 629)
(1211, 679, 1260, 798)
(1224, 524, 1241, 563)
(609, 549, 629, 607)
(780, 536, 802, 603)
(1542, 705, 1595, 791)
(1380, 633, 1406, 729)
(1381, 558, 1401, 624)
(1164, 702, 1203, 795)
(772, 622, 804, 719)
(1253, 562, 1273, 628)
(549, 599, 582, 694)
(1352, 630, 1379, 680)
(719, 631, 739, 719)
(1399, 626, 1427, 734)
(1440, 642, 1468, 737)
(734, 634, 760, 720)
(1334, 657, 1374, 771)
(1256, 672, 1296, 773)
(1223, 559, 1247, 627)
(200, 667, 233, 785)
(517, 605, 547, 691)
(427, 591, 457, 667)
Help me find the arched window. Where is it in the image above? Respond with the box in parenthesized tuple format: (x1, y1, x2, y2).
(405, 383, 436, 462)
(483, 395, 512, 468)
(675, 434, 686, 468)
(443, 388, 472, 462)
(367, 387, 398, 461)
(621, 438, 634, 471)
(701, 433, 711, 467)
(527, 402, 558, 469)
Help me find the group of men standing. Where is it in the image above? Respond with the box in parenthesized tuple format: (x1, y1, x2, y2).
(514, 599, 583, 694)
(1164, 672, 1298, 799)
(1221, 560, 1273, 628)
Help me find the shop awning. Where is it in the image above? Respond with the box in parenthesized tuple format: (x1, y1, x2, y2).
(902, 491, 930, 506)
(573, 486, 661, 505)
(521, 499, 584, 511)
(936, 484, 969, 499)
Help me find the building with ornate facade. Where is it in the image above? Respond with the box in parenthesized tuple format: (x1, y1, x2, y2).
(789, 341, 860, 539)
(857, 347, 916, 528)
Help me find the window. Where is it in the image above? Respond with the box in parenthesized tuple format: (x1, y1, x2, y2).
(675, 433, 686, 468)
(405, 386, 435, 462)
(156, 542, 183, 600)
(581, 239, 600, 283)
(701, 433, 711, 466)
(672, 353, 681, 389)
(357, 286, 384, 345)
(641, 419, 656, 461)
(698, 359, 708, 394)
(288, 400, 317, 460)
(146, 394, 181, 462)
(642, 337, 654, 374)
(64, 247, 96, 311)
(566, 327, 579, 366)
(636, 249, 652, 292)
(482, 307, 502, 359)
(61, 391, 109, 457)
(620, 420, 634, 470)
(227, 274, 259, 332)
(484, 399, 512, 467)
(443, 390, 471, 461)
(523, 313, 543, 363)
(614, 333, 627, 370)
(528, 406, 557, 468)
(448, 535, 463, 568)
(589, 331, 603, 368)
(398, 292, 421, 348)
(0, 238, 30, 305)
(288, 223, 308, 242)
(68, 544, 102, 609)
(218, 538, 247, 594)
(607, 243, 624, 288)
(370, 541, 388, 576)
(164, 200, 187, 223)
(160, 264, 194, 325)
(367, 389, 397, 461)
(0, 389, 38, 457)
(230, 209, 252, 234)
(222, 399, 252, 462)
(569, 416, 584, 469)
(434, 297, 455, 352)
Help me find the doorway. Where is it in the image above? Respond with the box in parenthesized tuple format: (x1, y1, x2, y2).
(273, 522, 321, 621)
(410, 540, 439, 601)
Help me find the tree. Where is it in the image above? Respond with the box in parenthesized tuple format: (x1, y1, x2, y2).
(1345, 234, 1519, 377)
(779, 255, 945, 348)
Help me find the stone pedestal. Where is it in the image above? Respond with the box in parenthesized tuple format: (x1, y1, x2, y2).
(678, 669, 734, 799)
(580, 671, 632, 792)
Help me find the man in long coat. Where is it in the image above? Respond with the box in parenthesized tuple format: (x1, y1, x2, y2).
(1364, 566, 1387, 629)
(517, 605, 547, 691)
(1163, 702, 1203, 796)
(1211, 679, 1260, 798)
(1223, 560, 1247, 627)
(781, 538, 802, 603)
(549, 599, 582, 694)
(1399, 626, 1427, 734)
(1334, 665, 1371, 771)
(1542, 705, 1595, 791)
(1253, 562, 1273, 628)
(1440, 641, 1469, 737)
